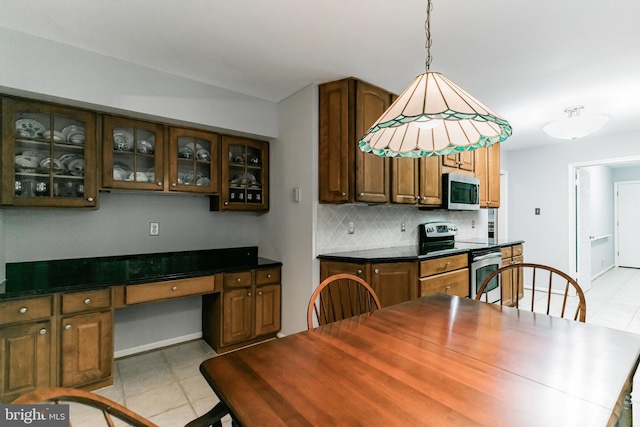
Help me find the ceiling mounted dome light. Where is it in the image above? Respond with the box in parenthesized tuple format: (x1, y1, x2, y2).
(358, 0, 512, 158)
(543, 105, 609, 140)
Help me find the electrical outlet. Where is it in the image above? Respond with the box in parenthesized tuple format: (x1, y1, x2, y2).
(348, 221, 355, 235)
(149, 222, 159, 236)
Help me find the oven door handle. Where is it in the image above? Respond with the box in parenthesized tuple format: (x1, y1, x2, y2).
(473, 252, 502, 262)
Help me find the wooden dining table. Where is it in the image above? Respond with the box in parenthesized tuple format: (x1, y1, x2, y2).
(200, 293, 640, 426)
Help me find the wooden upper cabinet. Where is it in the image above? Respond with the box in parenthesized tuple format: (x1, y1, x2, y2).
(318, 78, 393, 204)
(168, 127, 219, 194)
(1, 97, 98, 208)
(475, 143, 500, 208)
(442, 150, 475, 174)
(102, 115, 165, 191)
(354, 82, 391, 203)
(391, 156, 442, 206)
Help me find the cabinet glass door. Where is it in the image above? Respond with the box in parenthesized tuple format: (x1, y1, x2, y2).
(2, 98, 97, 207)
(168, 128, 218, 193)
(102, 116, 164, 191)
(220, 136, 268, 211)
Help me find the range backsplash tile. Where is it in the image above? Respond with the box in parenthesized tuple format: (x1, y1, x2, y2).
(316, 204, 487, 254)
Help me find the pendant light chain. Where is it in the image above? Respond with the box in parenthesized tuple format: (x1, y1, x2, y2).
(425, 0, 433, 72)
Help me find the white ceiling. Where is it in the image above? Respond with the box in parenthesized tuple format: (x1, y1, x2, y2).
(1, 0, 639, 152)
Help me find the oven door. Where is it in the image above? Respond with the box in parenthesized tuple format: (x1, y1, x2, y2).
(471, 252, 502, 302)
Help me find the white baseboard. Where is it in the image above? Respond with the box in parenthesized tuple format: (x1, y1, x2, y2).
(114, 332, 203, 359)
(592, 265, 615, 281)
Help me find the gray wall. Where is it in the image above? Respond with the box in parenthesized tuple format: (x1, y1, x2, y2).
(506, 132, 640, 275)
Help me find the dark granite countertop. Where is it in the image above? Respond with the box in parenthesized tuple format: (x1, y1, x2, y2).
(1, 246, 282, 300)
(317, 239, 525, 263)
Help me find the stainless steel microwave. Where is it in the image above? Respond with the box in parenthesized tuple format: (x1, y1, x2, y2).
(443, 173, 480, 210)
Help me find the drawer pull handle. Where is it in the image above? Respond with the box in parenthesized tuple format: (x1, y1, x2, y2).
(39, 328, 47, 335)
(237, 278, 242, 283)
(374, 269, 380, 274)
(357, 269, 363, 275)
(64, 325, 71, 330)
(445, 286, 451, 291)
(84, 298, 91, 305)
(267, 274, 272, 279)
(19, 307, 27, 314)
(172, 286, 178, 291)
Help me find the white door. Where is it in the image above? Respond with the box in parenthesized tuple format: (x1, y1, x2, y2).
(577, 169, 592, 291)
(617, 182, 640, 268)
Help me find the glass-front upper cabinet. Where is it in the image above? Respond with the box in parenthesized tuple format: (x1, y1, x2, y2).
(102, 116, 165, 191)
(168, 127, 218, 194)
(215, 135, 269, 211)
(1, 97, 97, 208)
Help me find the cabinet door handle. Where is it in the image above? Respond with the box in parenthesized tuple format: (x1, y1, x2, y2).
(374, 269, 380, 274)
(267, 274, 272, 279)
(357, 269, 363, 275)
(247, 292, 252, 297)
(87, 197, 94, 202)
(359, 193, 364, 196)
(157, 182, 162, 186)
(224, 201, 229, 206)
(171, 182, 177, 187)
(39, 328, 47, 335)
(415, 196, 421, 201)
(341, 192, 346, 196)
(64, 325, 71, 330)
(19, 307, 27, 314)
(258, 291, 263, 296)
(84, 298, 91, 305)
(172, 286, 178, 291)
(445, 285, 451, 291)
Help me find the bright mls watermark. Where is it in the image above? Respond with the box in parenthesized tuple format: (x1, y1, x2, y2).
(0, 405, 69, 426)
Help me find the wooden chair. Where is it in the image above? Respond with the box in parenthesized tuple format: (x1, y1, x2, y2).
(475, 262, 587, 322)
(307, 273, 381, 329)
(12, 387, 229, 427)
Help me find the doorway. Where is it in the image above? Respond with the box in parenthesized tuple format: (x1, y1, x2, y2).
(569, 156, 640, 287)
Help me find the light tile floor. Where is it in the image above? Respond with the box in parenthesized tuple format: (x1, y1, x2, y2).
(78, 267, 640, 426)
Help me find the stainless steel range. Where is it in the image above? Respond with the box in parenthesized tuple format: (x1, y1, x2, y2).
(419, 222, 502, 301)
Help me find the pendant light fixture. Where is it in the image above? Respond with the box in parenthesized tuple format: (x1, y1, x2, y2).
(543, 105, 609, 140)
(358, 0, 512, 158)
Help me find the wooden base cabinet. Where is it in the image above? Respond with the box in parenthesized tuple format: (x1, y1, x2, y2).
(501, 244, 524, 306)
(60, 310, 112, 388)
(319, 260, 418, 308)
(419, 254, 470, 298)
(0, 320, 54, 403)
(204, 267, 281, 354)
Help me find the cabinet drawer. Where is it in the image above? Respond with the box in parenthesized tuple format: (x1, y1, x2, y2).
(255, 268, 280, 285)
(512, 244, 523, 257)
(126, 276, 216, 305)
(61, 289, 112, 315)
(420, 269, 469, 298)
(224, 272, 253, 288)
(420, 254, 468, 277)
(0, 296, 53, 324)
(501, 247, 512, 259)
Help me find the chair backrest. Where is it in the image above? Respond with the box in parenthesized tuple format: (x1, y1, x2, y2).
(475, 262, 587, 322)
(307, 273, 381, 329)
(12, 387, 157, 427)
